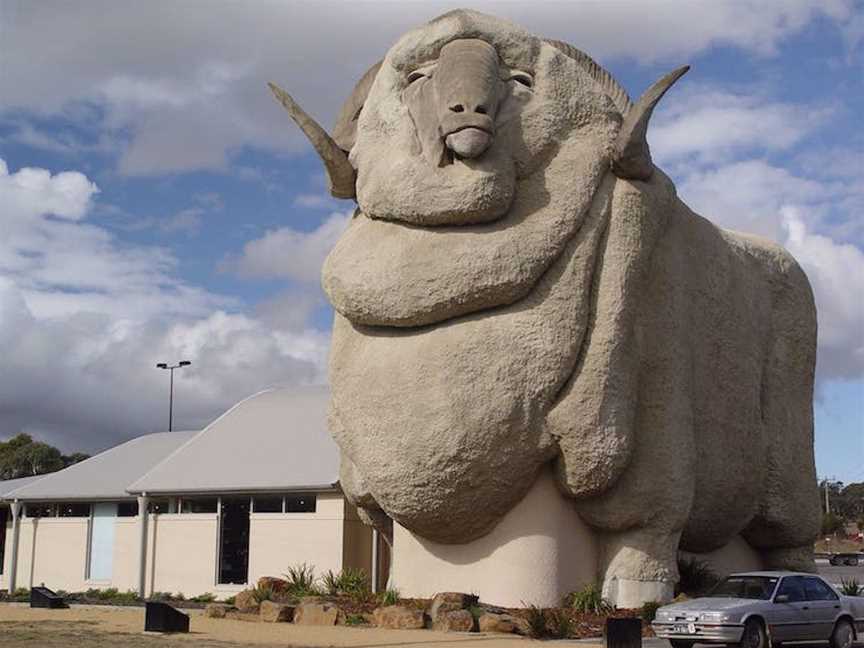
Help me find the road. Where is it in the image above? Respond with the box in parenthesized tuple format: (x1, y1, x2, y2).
(816, 557, 863, 587)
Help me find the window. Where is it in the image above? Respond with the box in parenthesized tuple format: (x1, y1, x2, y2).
(117, 502, 139, 517)
(285, 494, 316, 513)
(180, 498, 217, 514)
(708, 575, 778, 600)
(776, 576, 806, 602)
(58, 502, 90, 517)
(25, 503, 54, 518)
(804, 576, 838, 601)
(148, 499, 170, 514)
(253, 496, 282, 513)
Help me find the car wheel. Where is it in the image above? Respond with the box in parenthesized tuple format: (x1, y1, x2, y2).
(830, 557, 842, 566)
(844, 557, 858, 566)
(741, 618, 767, 648)
(830, 619, 854, 648)
(670, 641, 695, 648)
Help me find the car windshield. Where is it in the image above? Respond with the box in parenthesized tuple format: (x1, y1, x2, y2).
(706, 576, 778, 600)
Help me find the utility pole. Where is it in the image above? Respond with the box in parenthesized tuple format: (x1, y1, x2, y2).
(156, 361, 191, 431)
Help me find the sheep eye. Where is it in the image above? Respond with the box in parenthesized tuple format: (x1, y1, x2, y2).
(407, 71, 427, 84)
(511, 72, 533, 88)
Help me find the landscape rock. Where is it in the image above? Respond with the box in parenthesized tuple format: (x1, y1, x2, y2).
(372, 605, 425, 630)
(479, 612, 529, 634)
(428, 592, 477, 622)
(259, 600, 294, 623)
(257, 576, 290, 595)
(233, 589, 259, 613)
(294, 602, 345, 626)
(204, 603, 232, 619)
(432, 609, 475, 633)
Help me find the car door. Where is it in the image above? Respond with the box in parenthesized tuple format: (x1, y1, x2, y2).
(770, 576, 812, 643)
(803, 576, 841, 641)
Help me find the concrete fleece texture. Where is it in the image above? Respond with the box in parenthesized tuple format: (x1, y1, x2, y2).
(281, 9, 820, 607)
(0, 605, 602, 647)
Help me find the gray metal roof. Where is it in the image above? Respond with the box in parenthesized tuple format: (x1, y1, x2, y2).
(128, 386, 339, 495)
(0, 475, 44, 499)
(5, 431, 196, 501)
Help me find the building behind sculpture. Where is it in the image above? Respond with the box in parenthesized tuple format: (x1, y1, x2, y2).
(0, 387, 380, 598)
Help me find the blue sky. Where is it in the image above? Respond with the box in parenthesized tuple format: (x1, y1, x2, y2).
(0, 1, 861, 483)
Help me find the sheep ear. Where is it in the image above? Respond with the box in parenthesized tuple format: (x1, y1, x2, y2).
(611, 66, 689, 181)
(332, 61, 382, 152)
(268, 82, 356, 199)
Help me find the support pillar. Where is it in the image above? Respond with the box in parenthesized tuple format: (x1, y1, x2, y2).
(137, 495, 149, 598)
(8, 500, 21, 593)
(371, 529, 379, 593)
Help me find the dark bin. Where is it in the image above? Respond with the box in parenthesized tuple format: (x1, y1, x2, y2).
(30, 586, 66, 609)
(145, 601, 190, 633)
(605, 617, 642, 648)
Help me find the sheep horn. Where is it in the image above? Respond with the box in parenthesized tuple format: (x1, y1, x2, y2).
(611, 65, 689, 181)
(268, 82, 356, 199)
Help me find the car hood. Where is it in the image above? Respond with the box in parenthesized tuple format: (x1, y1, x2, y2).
(661, 598, 758, 613)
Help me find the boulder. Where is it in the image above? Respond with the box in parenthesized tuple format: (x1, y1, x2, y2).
(204, 603, 232, 619)
(432, 609, 475, 632)
(257, 576, 290, 595)
(260, 600, 294, 623)
(294, 602, 345, 626)
(478, 612, 529, 634)
(372, 605, 425, 630)
(428, 592, 477, 622)
(233, 589, 259, 613)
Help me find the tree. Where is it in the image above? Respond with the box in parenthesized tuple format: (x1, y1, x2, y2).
(0, 434, 89, 480)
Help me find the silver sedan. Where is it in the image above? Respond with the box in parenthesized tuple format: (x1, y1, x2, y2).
(652, 571, 864, 648)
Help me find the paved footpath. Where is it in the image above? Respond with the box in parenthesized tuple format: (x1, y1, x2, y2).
(0, 604, 605, 648)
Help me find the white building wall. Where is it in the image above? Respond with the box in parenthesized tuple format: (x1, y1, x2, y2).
(1, 492, 367, 598)
(247, 493, 348, 586)
(19, 518, 91, 592)
(147, 513, 218, 597)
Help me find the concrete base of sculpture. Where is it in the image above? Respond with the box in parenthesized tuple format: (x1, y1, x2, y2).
(391, 469, 765, 608)
(391, 469, 597, 607)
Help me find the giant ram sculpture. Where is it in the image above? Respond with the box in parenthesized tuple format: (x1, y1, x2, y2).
(270, 10, 820, 607)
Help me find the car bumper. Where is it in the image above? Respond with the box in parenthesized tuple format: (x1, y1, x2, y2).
(652, 623, 744, 643)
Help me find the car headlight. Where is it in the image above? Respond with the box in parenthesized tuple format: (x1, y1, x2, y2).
(655, 610, 673, 622)
(701, 611, 732, 622)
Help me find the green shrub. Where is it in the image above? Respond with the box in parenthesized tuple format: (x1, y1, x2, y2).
(676, 557, 718, 597)
(191, 593, 217, 603)
(222, 595, 236, 605)
(567, 583, 613, 614)
(253, 582, 275, 603)
(641, 601, 661, 622)
(321, 569, 340, 596)
(380, 587, 400, 606)
(11, 587, 30, 601)
(173, 592, 186, 601)
(150, 591, 173, 602)
(345, 613, 368, 625)
(337, 567, 370, 595)
(283, 563, 319, 597)
(840, 578, 862, 596)
(524, 605, 574, 639)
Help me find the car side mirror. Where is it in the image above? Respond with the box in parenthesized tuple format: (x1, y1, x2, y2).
(775, 594, 790, 603)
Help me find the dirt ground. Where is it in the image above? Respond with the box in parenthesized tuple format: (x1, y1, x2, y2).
(0, 604, 604, 648)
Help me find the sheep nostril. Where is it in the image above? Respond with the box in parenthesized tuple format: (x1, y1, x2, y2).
(475, 105, 487, 115)
(450, 104, 465, 113)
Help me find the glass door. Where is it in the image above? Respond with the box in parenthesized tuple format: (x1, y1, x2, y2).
(218, 498, 250, 585)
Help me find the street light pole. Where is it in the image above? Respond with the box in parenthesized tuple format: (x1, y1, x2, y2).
(156, 361, 191, 431)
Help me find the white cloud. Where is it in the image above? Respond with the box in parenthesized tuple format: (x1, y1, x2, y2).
(782, 208, 864, 380)
(0, 1, 855, 175)
(224, 211, 351, 283)
(0, 158, 328, 453)
(652, 90, 833, 167)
